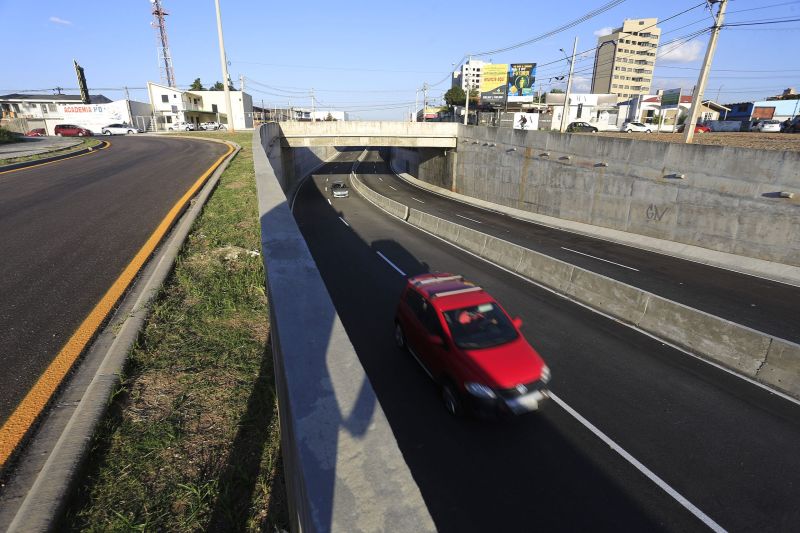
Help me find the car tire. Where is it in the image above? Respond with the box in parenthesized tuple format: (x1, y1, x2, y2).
(394, 322, 407, 351)
(168, 127, 174, 131)
(441, 381, 462, 417)
(127, 130, 134, 134)
(104, 130, 112, 136)
(78, 132, 84, 137)
(56, 133, 63, 137)
(219, 125, 226, 131)
(625, 129, 632, 133)
(645, 129, 651, 133)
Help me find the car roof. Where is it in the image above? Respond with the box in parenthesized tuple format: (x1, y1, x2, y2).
(407, 273, 494, 310)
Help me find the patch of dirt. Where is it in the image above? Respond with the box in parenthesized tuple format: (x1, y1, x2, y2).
(597, 131, 800, 152)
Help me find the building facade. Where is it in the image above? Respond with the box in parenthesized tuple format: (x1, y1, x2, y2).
(591, 18, 661, 103)
(147, 82, 254, 130)
(452, 59, 488, 92)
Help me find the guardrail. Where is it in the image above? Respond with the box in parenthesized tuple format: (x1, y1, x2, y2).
(348, 166, 800, 401)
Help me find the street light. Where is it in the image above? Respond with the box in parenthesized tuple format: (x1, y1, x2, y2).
(559, 37, 578, 133)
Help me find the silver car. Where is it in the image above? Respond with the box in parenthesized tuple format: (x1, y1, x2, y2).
(331, 182, 349, 198)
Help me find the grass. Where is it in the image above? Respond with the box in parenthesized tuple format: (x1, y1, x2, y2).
(65, 132, 288, 532)
(0, 127, 22, 144)
(0, 137, 103, 165)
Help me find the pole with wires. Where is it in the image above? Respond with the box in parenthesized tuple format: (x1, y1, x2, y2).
(214, 0, 235, 132)
(422, 83, 428, 122)
(683, 0, 728, 143)
(559, 36, 578, 133)
(463, 56, 472, 126)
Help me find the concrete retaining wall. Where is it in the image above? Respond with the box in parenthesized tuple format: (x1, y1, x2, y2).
(350, 169, 800, 400)
(253, 126, 434, 532)
(391, 147, 454, 190)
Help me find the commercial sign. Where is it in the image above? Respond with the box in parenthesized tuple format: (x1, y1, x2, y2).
(507, 63, 536, 103)
(661, 88, 681, 108)
(513, 112, 539, 130)
(480, 64, 508, 105)
(752, 106, 776, 119)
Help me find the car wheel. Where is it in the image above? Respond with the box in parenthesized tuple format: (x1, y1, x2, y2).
(127, 130, 134, 134)
(625, 129, 632, 133)
(394, 322, 407, 350)
(645, 129, 651, 133)
(56, 133, 63, 137)
(219, 125, 226, 131)
(168, 127, 174, 131)
(78, 132, 84, 137)
(441, 382, 462, 417)
(104, 130, 112, 136)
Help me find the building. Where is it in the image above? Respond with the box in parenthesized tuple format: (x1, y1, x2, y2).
(452, 59, 488, 92)
(724, 99, 800, 122)
(147, 82, 254, 131)
(591, 18, 661, 103)
(544, 92, 620, 130)
(0, 93, 152, 134)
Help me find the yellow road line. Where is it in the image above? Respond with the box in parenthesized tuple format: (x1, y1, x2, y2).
(0, 140, 110, 176)
(0, 141, 235, 466)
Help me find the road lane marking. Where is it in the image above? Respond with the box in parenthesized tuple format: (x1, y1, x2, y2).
(410, 197, 425, 204)
(339, 216, 349, 227)
(379, 177, 383, 181)
(0, 140, 111, 176)
(561, 247, 639, 272)
(327, 199, 332, 205)
(455, 213, 482, 224)
(0, 141, 235, 466)
(376, 251, 406, 276)
(389, 185, 398, 191)
(551, 393, 726, 533)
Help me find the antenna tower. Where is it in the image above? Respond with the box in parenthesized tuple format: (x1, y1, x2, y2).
(150, 0, 176, 87)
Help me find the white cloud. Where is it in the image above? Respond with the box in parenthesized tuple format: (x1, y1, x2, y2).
(659, 40, 703, 63)
(49, 16, 72, 25)
(593, 27, 613, 37)
(573, 75, 592, 93)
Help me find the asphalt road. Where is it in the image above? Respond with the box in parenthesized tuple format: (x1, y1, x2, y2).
(294, 150, 800, 532)
(355, 150, 800, 344)
(0, 135, 228, 425)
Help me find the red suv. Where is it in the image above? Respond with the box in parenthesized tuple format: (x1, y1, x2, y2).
(394, 273, 550, 417)
(54, 124, 93, 137)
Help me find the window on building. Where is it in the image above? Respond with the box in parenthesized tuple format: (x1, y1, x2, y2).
(41, 104, 48, 114)
(173, 94, 177, 98)
(166, 116, 173, 123)
(48, 104, 57, 112)
(212, 104, 218, 113)
(161, 95, 169, 103)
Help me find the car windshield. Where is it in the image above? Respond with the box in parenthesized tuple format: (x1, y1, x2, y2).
(443, 302, 518, 349)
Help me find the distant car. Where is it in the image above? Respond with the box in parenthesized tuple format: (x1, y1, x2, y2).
(751, 120, 781, 133)
(54, 124, 93, 137)
(331, 181, 349, 198)
(200, 121, 226, 131)
(782, 116, 800, 133)
(622, 121, 652, 133)
(101, 123, 142, 135)
(676, 123, 711, 134)
(394, 273, 550, 417)
(25, 128, 47, 137)
(168, 122, 195, 131)
(566, 121, 598, 133)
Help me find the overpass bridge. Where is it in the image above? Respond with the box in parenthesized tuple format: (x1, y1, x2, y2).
(276, 121, 458, 148)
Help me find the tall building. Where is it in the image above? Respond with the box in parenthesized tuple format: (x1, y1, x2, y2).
(452, 59, 488, 92)
(591, 18, 660, 102)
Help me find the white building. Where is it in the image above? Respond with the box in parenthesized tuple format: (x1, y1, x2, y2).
(452, 59, 488, 92)
(147, 82, 254, 131)
(0, 93, 152, 135)
(544, 92, 620, 130)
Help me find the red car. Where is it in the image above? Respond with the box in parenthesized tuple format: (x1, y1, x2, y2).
(394, 273, 550, 417)
(676, 123, 711, 134)
(25, 128, 46, 137)
(54, 124, 93, 137)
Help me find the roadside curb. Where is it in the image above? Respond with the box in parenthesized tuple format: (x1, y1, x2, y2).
(0, 138, 240, 532)
(0, 140, 109, 173)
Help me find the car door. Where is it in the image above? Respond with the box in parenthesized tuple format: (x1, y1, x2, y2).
(418, 300, 450, 379)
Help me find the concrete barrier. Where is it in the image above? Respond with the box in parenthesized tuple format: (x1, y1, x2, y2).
(253, 126, 434, 532)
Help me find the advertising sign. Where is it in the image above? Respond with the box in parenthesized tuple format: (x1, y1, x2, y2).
(480, 64, 508, 105)
(507, 63, 536, 103)
(513, 112, 539, 130)
(752, 106, 776, 120)
(661, 88, 681, 108)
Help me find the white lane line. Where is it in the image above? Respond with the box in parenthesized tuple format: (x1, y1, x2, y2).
(327, 199, 332, 205)
(389, 185, 398, 191)
(376, 251, 406, 276)
(550, 393, 726, 533)
(379, 177, 383, 181)
(410, 197, 425, 204)
(561, 247, 639, 272)
(338, 216, 349, 227)
(455, 213, 482, 224)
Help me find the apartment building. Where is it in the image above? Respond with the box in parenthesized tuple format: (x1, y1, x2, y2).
(591, 18, 661, 103)
(452, 59, 488, 92)
(147, 82, 254, 131)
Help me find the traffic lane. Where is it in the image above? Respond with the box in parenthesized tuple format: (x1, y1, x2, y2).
(294, 164, 698, 532)
(355, 152, 800, 344)
(296, 164, 800, 532)
(0, 135, 228, 423)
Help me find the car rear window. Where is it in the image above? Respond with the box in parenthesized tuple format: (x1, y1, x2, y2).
(443, 303, 518, 349)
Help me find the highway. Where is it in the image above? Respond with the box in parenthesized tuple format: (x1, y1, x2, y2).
(0, 136, 228, 427)
(293, 149, 800, 532)
(356, 150, 800, 344)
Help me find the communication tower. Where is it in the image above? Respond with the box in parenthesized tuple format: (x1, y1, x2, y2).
(150, 0, 176, 87)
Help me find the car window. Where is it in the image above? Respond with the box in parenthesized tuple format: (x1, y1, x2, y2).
(443, 303, 518, 349)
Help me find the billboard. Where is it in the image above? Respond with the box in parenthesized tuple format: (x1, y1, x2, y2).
(661, 88, 681, 108)
(513, 112, 539, 130)
(507, 63, 537, 103)
(480, 64, 508, 105)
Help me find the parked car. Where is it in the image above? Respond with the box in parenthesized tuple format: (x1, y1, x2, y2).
(331, 181, 349, 198)
(751, 120, 782, 133)
(394, 273, 550, 417)
(622, 121, 652, 133)
(54, 124, 93, 137)
(25, 128, 47, 137)
(566, 121, 598, 133)
(101, 123, 142, 135)
(675, 122, 711, 134)
(200, 121, 226, 131)
(782, 116, 800, 133)
(168, 122, 195, 131)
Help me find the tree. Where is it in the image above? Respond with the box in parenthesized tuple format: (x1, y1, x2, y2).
(324, 112, 337, 121)
(550, 88, 564, 94)
(189, 78, 205, 91)
(468, 88, 479, 105)
(211, 81, 225, 91)
(444, 86, 466, 107)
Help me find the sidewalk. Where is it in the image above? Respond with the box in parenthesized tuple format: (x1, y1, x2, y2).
(0, 137, 83, 160)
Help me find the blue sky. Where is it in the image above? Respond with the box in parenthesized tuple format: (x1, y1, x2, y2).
(1, 0, 798, 120)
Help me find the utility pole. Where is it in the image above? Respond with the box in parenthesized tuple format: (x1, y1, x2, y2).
(414, 89, 419, 122)
(463, 56, 471, 126)
(684, 0, 728, 143)
(559, 36, 578, 133)
(214, 0, 235, 132)
(311, 88, 315, 121)
(422, 82, 428, 123)
(240, 74, 245, 92)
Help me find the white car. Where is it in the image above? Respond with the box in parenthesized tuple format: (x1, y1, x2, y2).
(751, 120, 781, 133)
(168, 122, 195, 131)
(331, 182, 349, 198)
(622, 121, 652, 133)
(101, 123, 142, 135)
(200, 121, 226, 131)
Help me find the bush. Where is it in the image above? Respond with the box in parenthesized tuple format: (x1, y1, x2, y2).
(0, 127, 22, 144)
